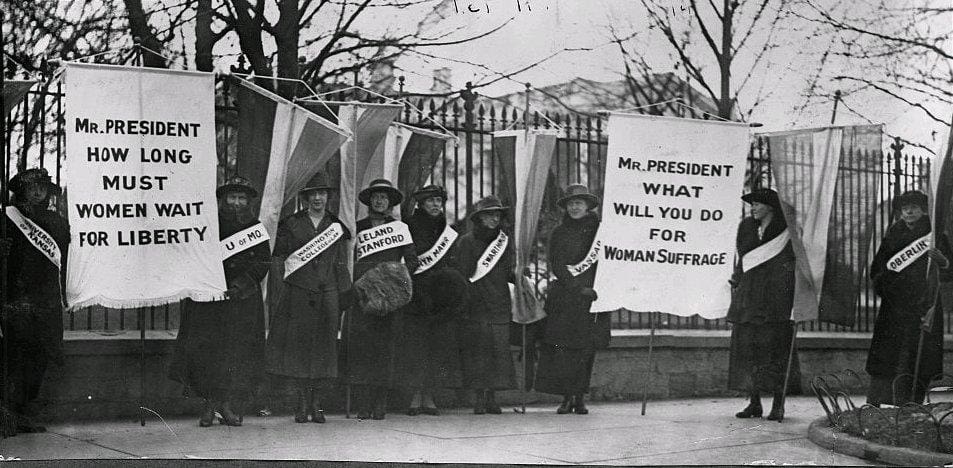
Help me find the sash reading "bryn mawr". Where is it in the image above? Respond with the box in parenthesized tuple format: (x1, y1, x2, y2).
(470, 230, 508, 283)
(356, 220, 413, 260)
(6, 206, 61, 268)
(887, 233, 931, 273)
(221, 222, 270, 260)
(284, 222, 345, 279)
(415, 224, 458, 275)
(741, 230, 790, 273)
(568, 239, 602, 277)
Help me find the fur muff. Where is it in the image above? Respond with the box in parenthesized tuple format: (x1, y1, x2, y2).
(354, 261, 413, 316)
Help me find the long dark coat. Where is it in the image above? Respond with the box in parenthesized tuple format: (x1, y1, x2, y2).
(535, 213, 610, 396)
(265, 211, 351, 384)
(866, 216, 944, 404)
(455, 224, 517, 390)
(170, 214, 270, 400)
(345, 215, 418, 387)
(727, 216, 799, 393)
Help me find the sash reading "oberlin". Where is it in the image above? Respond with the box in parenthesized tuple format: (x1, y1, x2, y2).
(415, 224, 458, 275)
(6, 206, 61, 268)
(887, 233, 931, 273)
(741, 230, 790, 273)
(221, 222, 270, 260)
(284, 222, 345, 279)
(567, 239, 601, 277)
(470, 230, 508, 283)
(356, 220, 413, 260)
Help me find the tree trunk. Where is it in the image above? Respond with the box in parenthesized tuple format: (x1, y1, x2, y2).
(273, 0, 301, 98)
(718, 0, 734, 119)
(231, 0, 273, 88)
(195, 0, 214, 72)
(124, 0, 168, 68)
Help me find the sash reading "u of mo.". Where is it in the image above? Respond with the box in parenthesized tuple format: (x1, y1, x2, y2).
(284, 222, 345, 278)
(356, 220, 413, 260)
(470, 230, 508, 283)
(741, 230, 790, 273)
(415, 224, 458, 275)
(6, 206, 61, 268)
(887, 233, 931, 273)
(567, 239, 601, 277)
(221, 222, 270, 260)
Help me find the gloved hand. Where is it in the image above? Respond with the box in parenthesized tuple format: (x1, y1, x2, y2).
(579, 287, 598, 301)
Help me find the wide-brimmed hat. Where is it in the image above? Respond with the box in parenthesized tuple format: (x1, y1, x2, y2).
(299, 172, 335, 195)
(216, 175, 259, 198)
(9, 168, 61, 196)
(741, 188, 782, 213)
(413, 184, 448, 203)
(894, 190, 928, 211)
(468, 195, 509, 220)
(358, 179, 403, 207)
(557, 183, 600, 209)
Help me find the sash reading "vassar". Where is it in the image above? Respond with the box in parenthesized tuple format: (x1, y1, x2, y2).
(887, 233, 931, 273)
(741, 230, 790, 273)
(221, 222, 270, 260)
(415, 224, 458, 275)
(567, 239, 601, 277)
(470, 230, 508, 283)
(356, 220, 413, 260)
(284, 222, 345, 279)
(6, 206, 61, 268)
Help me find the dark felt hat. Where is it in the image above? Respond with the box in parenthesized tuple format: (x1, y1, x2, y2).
(299, 172, 335, 195)
(9, 168, 61, 196)
(413, 184, 448, 203)
(216, 175, 259, 198)
(741, 188, 782, 213)
(359, 178, 403, 207)
(468, 195, 509, 220)
(557, 183, 600, 209)
(894, 190, 928, 211)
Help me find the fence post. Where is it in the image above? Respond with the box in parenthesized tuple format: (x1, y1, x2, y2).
(462, 81, 476, 211)
(891, 136, 904, 199)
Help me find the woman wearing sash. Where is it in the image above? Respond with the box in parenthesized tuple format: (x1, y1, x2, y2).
(265, 173, 352, 423)
(535, 184, 611, 414)
(728, 188, 796, 421)
(396, 185, 466, 416)
(456, 195, 517, 414)
(347, 179, 419, 420)
(866, 190, 948, 406)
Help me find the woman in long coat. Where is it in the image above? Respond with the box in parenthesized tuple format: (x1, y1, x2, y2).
(727, 188, 797, 421)
(866, 190, 948, 406)
(170, 176, 269, 427)
(456, 195, 517, 414)
(265, 173, 351, 423)
(535, 184, 611, 415)
(346, 179, 419, 420)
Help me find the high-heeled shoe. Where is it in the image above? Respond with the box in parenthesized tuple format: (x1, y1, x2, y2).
(556, 396, 573, 414)
(218, 402, 243, 427)
(735, 403, 763, 418)
(766, 394, 784, 422)
(485, 390, 502, 415)
(199, 400, 216, 427)
(308, 389, 326, 423)
(572, 395, 589, 415)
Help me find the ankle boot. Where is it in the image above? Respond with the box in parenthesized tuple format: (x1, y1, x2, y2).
(557, 395, 573, 414)
(219, 400, 242, 426)
(199, 399, 215, 427)
(735, 393, 763, 418)
(309, 388, 325, 423)
(485, 390, 502, 414)
(356, 386, 372, 420)
(372, 387, 387, 420)
(572, 394, 589, 415)
(473, 389, 487, 415)
(767, 391, 785, 421)
(294, 387, 309, 423)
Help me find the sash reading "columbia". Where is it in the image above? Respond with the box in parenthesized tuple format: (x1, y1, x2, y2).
(887, 233, 931, 273)
(356, 220, 413, 260)
(568, 239, 601, 277)
(284, 222, 345, 279)
(6, 206, 61, 268)
(415, 224, 458, 275)
(470, 230, 508, 283)
(741, 230, 790, 273)
(221, 222, 270, 260)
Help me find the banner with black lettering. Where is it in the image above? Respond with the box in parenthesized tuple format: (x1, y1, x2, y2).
(64, 62, 226, 309)
(591, 113, 750, 318)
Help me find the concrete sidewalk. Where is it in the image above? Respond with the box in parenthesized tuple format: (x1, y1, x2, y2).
(0, 396, 874, 465)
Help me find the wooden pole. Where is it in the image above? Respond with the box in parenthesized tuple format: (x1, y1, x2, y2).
(0, 24, 10, 423)
(778, 322, 798, 423)
(520, 323, 527, 414)
(641, 312, 657, 416)
(139, 307, 147, 426)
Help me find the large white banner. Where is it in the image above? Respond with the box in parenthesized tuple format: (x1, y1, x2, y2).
(591, 113, 750, 318)
(64, 63, 226, 309)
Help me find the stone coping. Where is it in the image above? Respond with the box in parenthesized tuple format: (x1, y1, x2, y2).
(807, 416, 953, 466)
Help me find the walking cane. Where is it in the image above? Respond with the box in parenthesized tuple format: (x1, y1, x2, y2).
(640, 312, 657, 416)
(778, 321, 798, 423)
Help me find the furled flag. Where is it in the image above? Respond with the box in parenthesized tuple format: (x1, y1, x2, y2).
(3, 80, 36, 115)
(925, 120, 953, 332)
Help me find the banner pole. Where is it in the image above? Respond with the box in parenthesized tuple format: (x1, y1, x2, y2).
(139, 307, 147, 426)
(779, 321, 798, 423)
(345, 308, 351, 419)
(640, 312, 657, 416)
(520, 323, 527, 414)
(0, 28, 10, 428)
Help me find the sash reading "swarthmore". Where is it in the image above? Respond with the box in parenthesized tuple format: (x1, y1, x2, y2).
(741, 230, 790, 273)
(284, 222, 345, 279)
(470, 230, 508, 283)
(887, 233, 931, 273)
(221, 222, 270, 260)
(415, 224, 458, 275)
(6, 206, 61, 268)
(568, 239, 601, 277)
(356, 220, 413, 260)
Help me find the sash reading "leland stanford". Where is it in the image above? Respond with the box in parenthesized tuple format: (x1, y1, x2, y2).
(284, 222, 345, 279)
(221, 222, 270, 260)
(887, 233, 931, 273)
(356, 220, 413, 260)
(568, 239, 602, 277)
(6, 206, 61, 268)
(741, 230, 790, 273)
(415, 224, 458, 275)
(469, 230, 508, 283)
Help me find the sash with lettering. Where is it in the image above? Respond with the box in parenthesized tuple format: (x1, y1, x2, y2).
(284, 222, 345, 279)
(886, 233, 931, 273)
(356, 220, 413, 260)
(469, 230, 509, 283)
(6, 206, 61, 268)
(741, 230, 790, 273)
(567, 239, 601, 277)
(221, 222, 270, 260)
(415, 224, 458, 275)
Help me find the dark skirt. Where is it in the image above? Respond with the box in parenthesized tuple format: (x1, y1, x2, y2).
(265, 284, 341, 381)
(534, 344, 596, 396)
(345, 309, 398, 387)
(393, 314, 463, 390)
(728, 321, 800, 393)
(1, 304, 61, 408)
(459, 320, 516, 390)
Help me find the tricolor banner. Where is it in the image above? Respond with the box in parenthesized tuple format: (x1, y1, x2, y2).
(3, 80, 36, 115)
